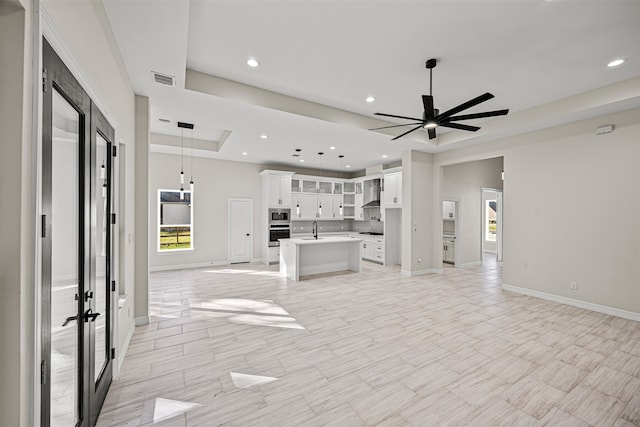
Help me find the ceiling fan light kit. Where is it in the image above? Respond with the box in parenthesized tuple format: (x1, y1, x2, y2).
(371, 58, 509, 141)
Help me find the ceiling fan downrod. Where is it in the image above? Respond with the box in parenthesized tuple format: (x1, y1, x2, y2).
(426, 58, 437, 96)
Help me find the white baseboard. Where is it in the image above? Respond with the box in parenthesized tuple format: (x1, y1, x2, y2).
(150, 260, 229, 272)
(135, 316, 149, 326)
(115, 319, 135, 378)
(502, 283, 640, 322)
(460, 261, 482, 268)
(400, 268, 440, 277)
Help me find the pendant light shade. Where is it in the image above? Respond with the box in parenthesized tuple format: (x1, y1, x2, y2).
(296, 201, 300, 216)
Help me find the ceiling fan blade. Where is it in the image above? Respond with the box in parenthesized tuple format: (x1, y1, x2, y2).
(369, 122, 423, 131)
(439, 122, 480, 132)
(375, 112, 424, 121)
(391, 125, 423, 141)
(436, 92, 495, 121)
(428, 128, 437, 139)
(447, 109, 509, 121)
(422, 95, 435, 118)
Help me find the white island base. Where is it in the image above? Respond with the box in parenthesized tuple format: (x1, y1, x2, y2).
(279, 236, 362, 282)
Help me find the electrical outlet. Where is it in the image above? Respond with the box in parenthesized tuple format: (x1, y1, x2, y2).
(417, 257, 422, 264)
(570, 282, 577, 290)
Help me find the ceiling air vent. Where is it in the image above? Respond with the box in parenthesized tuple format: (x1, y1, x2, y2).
(152, 71, 175, 87)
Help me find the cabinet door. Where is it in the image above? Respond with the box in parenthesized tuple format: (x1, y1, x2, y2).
(279, 175, 292, 206)
(300, 194, 318, 219)
(268, 174, 282, 205)
(318, 194, 333, 219)
(383, 173, 402, 206)
(332, 194, 343, 219)
(355, 181, 363, 194)
(292, 193, 302, 219)
(354, 193, 364, 220)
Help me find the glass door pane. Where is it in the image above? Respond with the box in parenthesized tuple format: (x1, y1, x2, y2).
(50, 88, 80, 427)
(94, 133, 108, 382)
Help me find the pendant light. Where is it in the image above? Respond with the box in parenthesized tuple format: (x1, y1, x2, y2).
(179, 127, 185, 200)
(189, 126, 195, 194)
(177, 121, 194, 200)
(338, 155, 344, 216)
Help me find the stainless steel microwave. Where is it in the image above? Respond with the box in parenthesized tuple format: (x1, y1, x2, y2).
(269, 208, 290, 222)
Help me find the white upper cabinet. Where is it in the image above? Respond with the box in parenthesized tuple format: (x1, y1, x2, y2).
(443, 201, 456, 220)
(383, 172, 402, 207)
(261, 171, 293, 207)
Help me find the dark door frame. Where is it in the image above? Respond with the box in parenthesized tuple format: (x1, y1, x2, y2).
(41, 37, 115, 427)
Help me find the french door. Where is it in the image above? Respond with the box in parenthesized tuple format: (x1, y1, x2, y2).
(41, 38, 115, 427)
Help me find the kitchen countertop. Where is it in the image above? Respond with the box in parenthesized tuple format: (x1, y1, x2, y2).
(280, 236, 362, 245)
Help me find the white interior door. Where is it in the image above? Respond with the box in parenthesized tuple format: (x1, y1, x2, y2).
(229, 199, 253, 263)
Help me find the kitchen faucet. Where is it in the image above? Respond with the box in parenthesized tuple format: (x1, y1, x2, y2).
(312, 221, 318, 240)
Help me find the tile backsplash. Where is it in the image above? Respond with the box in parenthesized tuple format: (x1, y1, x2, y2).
(291, 219, 384, 234)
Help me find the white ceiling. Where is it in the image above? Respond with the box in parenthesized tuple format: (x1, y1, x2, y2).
(103, 0, 640, 173)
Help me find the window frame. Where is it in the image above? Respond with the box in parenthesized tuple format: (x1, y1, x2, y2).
(157, 189, 194, 252)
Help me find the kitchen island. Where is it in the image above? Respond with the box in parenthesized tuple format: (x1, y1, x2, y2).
(279, 236, 362, 282)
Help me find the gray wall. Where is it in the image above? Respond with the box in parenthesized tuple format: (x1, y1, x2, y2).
(436, 107, 640, 316)
(149, 150, 265, 269)
(0, 2, 33, 425)
(442, 157, 503, 265)
(502, 111, 640, 313)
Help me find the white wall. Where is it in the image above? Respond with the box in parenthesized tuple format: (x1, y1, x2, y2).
(0, 1, 34, 425)
(149, 150, 265, 269)
(442, 158, 503, 265)
(435, 107, 640, 317)
(401, 150, 435, 275)
(503, 111, 640, 314)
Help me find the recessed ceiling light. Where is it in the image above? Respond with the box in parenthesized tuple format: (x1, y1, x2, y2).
(607, 58, 626, 68)
(247, 57, 260, 68)
(330, 146, 336, 150)
(346, 165, 351, 168)
(242, 152, 247, 156)
(366, 96, 375, 103)
(260, 134, 268, 139)
(299, 159, 305, 163)
(382, 154, 388, 158)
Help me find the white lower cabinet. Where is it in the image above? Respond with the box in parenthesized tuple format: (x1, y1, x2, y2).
(269, 246, 280, 263)
(357, 235, 384, 264)
(443, 237, 455, 264)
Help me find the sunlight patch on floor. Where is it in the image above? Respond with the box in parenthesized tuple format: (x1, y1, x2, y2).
(228, 313, 305, 330)
(153, 398, 201, 423)
(230, 372, 279, 389)
(193, 298, 289, 315)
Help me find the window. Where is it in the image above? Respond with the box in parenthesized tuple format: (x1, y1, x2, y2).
(485, 199, 497, 242)
(158, 190, 192, 251)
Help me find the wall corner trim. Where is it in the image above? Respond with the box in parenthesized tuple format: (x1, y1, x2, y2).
(502, 283, 640, 322)
(134, 316, 150, 326)
(400, 268, 440, 277)
(115, 320, 136, 378)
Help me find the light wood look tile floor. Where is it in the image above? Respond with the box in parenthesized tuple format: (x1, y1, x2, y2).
(97, 258, 640, 426)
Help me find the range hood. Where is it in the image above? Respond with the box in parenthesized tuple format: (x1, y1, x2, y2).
(362, 200, 380, 208)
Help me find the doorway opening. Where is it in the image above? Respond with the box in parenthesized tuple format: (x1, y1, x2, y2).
(481, 188, 503, 263)
(442, 199, 459, 267)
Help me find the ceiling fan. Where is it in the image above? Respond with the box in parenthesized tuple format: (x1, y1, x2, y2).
(370, 58, 509, 141)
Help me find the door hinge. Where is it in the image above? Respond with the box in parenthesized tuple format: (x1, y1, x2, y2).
(112, 146, 117, 157)
(40, 360, 46, 385)
(42, 68, 47, 92)
(111, 348, 116, 360)
(111, 213, 116, 224)
(111, 280, 116, 292)
(41, 214, 46, 238)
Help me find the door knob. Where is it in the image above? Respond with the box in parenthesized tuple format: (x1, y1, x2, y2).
(84, 309, 101, 323)
(62, 315, 78, 327)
